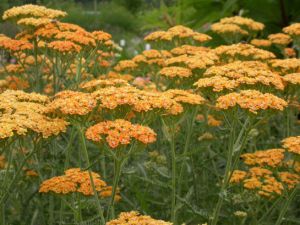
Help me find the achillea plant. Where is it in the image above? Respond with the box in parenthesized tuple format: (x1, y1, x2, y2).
(1, 3, 300, 225)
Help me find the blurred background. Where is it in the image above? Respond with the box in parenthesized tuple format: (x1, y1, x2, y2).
(1, 0, 300, 55)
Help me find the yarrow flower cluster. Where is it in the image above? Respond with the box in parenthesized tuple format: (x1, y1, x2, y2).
(213, 43, 275, 62)
(282, 136, 300, 155)
(241, 149, 285, 167)
(215, 90, 287, 114)
(47, 90, 98, 116)
(144, 25, 211, 44)
(268, 58, 300, 74)
(194, 61, 284, 92)
(85, 119, 157, 148)
(106, 211, 173, 225)
(2, 4, 67, 20)
(231, 145, 300, 198)
(39, 168, 119, 198)
(0, 90, 68, 139)
(268, 33, 292, 46)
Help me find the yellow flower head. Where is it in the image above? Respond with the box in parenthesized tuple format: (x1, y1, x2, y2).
(282, 136, 300, 155)
(3, 4, 67, 20)
(214, 43, 275, 62)
(195, 61, 284, 91)
(268, 33, 292, 46)
(219, 16, 265, 32)
(216, 90, 287, 114)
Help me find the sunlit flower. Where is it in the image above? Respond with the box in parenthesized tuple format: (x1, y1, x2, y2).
(17, 17, 52, 27)
(196, 61, 284, 91)
(47, 91, 97, 116)
(216, 90, 287, 114)
(219, 16, 265, 32)
(211, 23, 249, 36)
(268, 33, 292, 46)
(269, 58, 300, 74)
(0, 90, 68, 139)
(214, 43, 275, 62)
(2, 4, 67, 20)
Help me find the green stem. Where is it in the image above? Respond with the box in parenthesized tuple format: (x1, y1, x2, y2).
(77, 125, 105, 225)
(170, 125, 177, 224)
(178, 108, 198, 197)
(106, 158, 122, 220)
(0, 147, 37, 205)
(210, 117, 237, 225)
(275, 188, 298, 225)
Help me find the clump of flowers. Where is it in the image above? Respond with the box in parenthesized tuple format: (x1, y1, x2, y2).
(47, 91, 98, 116)
(0, 90, 68, 139)
(213, 43, 275, 62)
(215, 90, 287, 114)
(283, 23, 300, 46)
(282, 136, 300, 155)
(211, 16, 264, 43)
(106, 211, 173, 225)
(241, 149, 285, 167)
(231, 145, 300, 199)
(85, 119, 157, 148)
(91, 86, 185, 115)
(268, 58, 300, 74)
(268, 33, 292, 46)
(195, 61, 284, 92)
(2, 4, 67, 20)
(39, 168, 118, 198)
(144, 25, 211, 44)
(283, 73, 300, 87)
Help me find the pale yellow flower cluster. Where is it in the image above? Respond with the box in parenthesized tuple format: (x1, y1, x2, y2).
(283, 23, 300, 36)
(283, 73, 300, 86)
(213, 43, 275, 62)
(216, 90, 287, 113)
(166, 51, 219, 70)
(195, 61, 284, 92)
(211, 23, 249, 36)
(282, 136, 300, 155)
(144, 25, 211, 43)
(170, 45, 210, 55)
(0, 90, 68, 139)
(268, 33, 292, 46)
(17, 17, 52, 27)
(269, 58, 300, 74)
(2, 4, 67, 20)
(219, 16, 265, 32)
